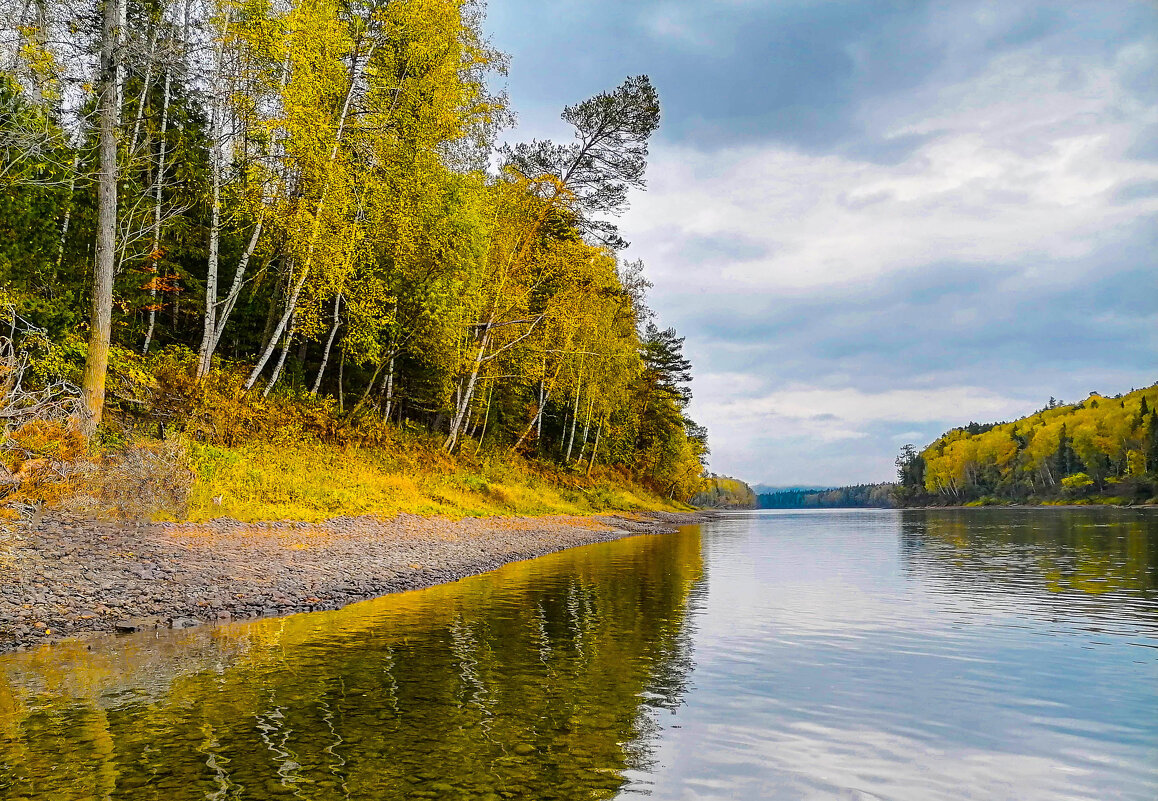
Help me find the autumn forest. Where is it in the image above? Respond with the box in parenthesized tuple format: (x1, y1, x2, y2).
(896, 386, 1158, 507)
(0, 0, 711, 513)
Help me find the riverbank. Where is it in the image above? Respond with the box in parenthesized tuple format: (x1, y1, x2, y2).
(0, 509, 711, 651)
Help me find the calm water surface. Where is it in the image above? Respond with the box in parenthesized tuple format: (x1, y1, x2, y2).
(1, 508, 1156, 799)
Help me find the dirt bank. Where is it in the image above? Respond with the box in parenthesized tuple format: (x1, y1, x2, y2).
(1, 510, 711, 651)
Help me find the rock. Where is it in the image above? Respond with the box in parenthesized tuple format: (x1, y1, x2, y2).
(169, 616, 199, 629)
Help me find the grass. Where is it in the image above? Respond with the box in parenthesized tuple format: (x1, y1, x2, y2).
(182, 435, 687, 523)
(2, 356, 692, 523)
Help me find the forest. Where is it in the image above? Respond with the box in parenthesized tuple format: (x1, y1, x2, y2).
(690, 475, 756, 509)
(0, 0, 710, 516)
(757, 484, 894, 509)
(896, 386, 1158, 506)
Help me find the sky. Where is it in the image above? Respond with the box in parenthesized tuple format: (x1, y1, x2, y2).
(483, 0, 1158, 488)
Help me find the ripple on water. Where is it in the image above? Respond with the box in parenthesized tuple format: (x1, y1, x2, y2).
(0, 507, 1154, 800)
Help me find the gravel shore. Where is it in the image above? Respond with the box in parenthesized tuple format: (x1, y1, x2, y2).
(1, 510, 711, 652)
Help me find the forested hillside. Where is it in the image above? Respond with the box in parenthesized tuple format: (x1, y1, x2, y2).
(0, 0, 709, 517)
(758, 484, 894, 509)
(896, 386, 1158, 506)
(690, 476, 756, 508)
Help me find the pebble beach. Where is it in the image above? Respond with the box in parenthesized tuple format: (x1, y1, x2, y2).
(1, 510, 710, 651)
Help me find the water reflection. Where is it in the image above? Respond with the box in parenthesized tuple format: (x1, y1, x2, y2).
(900, 507, 1158, 597)
(3, 509, 1156, 801)
(0, 529, 704, 800)
(627, 509, 1158, 801)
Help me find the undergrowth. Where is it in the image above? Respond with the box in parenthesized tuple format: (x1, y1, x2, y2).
(183, 434, 682, 523)
(2, 347, 689, 522)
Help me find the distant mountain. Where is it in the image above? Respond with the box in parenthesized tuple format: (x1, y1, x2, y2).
(692, 476, 758, 509)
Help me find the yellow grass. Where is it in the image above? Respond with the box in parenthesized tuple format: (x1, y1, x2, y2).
(183, 437, 686, 523)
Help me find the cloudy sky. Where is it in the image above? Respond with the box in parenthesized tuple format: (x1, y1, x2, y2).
(484, 1, 1158, 487)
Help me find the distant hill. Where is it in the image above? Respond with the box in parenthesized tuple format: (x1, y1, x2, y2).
(692, 476, 758, 509)
(758, 483, 895, 509)
(751, 484, 832, 495)
(896, 384, 1158, 506)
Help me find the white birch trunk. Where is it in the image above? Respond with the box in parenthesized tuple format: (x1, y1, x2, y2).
(208, 213, 263, 354)
(245, 259, 307, 390)
(262, 312, 294, 397)
(565, 373, 581, 463)
(128, 21, 158, 157)
(444, 329, 489, 452)
(587, 422, 602, 476)
(242, 43, 371, 391)
(514, 379, 554, 451)
(576, 395, 594, 464)
(142, 62, 172, 355)
(382, 352, 395, 420)
(310, 292, 342, 395)
(472, 382, 493, 454)
(197, 122, 222, 376)
(55, 153, 80, 270)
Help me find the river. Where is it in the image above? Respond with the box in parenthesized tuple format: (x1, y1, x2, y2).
(1, 508, 1156, 799)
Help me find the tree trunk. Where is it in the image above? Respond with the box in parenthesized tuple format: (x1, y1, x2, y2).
(515, 366, 560, 451)
(244, 263, 308, 390)
(243, 42, 372, 391)
(196, 11, 233, 378)
(142, 62, 172, 355)
(127, 20, 158, 157)
(79, 0, 120, 437)
(348, 352, 393, 419)
(444, 328, 490, 452)
(259, 257, 289, 355)
(197, 106, 224, 376)
(576, 395, 594, 464)
(54, 152, 80, 274)
(536, 381, 544, 440)
(382, 351, 395, 420)
(587, 421, 602, 476)
(565, 373, 581, 462)
(310, 292, 342, 395)
(262, 312, 294, 397)
(206, 213, 263, 358)
(473, 381, 493, 455)
(115, 0, 125, 108)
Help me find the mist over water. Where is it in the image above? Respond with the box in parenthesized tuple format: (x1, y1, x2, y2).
(1, 509, 1155, 800)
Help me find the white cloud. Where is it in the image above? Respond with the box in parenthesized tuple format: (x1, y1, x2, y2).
(687, 382, 1034, 484)
(625, 46, 1158, 292)
(703, 385, 1029, 426)
(614, 31, 1158, 483)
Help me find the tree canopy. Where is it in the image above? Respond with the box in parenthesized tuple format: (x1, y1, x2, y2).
(0, 0, 709, 502)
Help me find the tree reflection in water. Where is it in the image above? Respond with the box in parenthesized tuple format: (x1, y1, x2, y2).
(0, 527, 705, 801)
(899, 508, 1157, 609)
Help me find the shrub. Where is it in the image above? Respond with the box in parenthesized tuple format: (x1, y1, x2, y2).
(62, 440, 194, 520)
